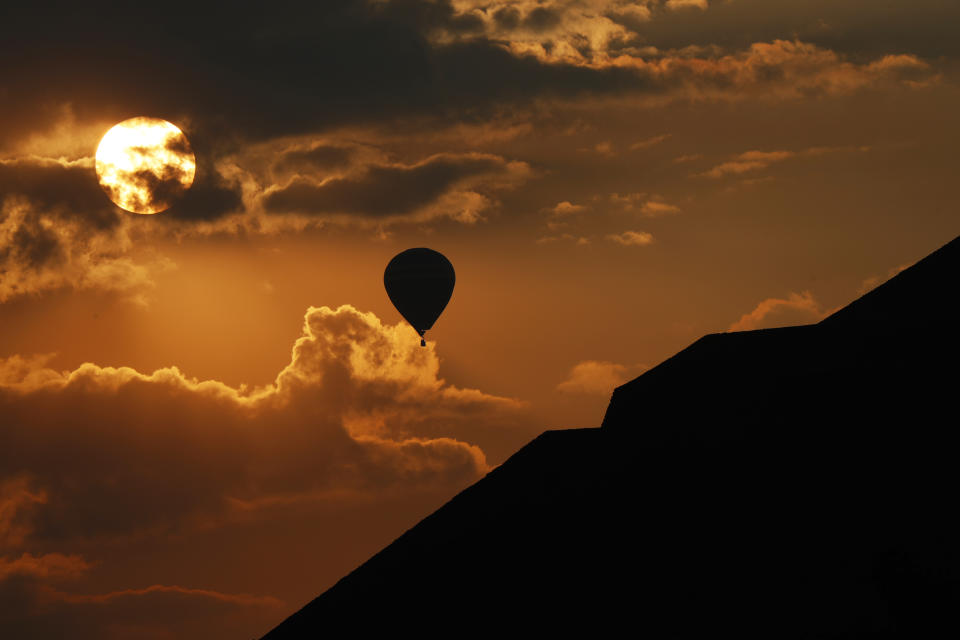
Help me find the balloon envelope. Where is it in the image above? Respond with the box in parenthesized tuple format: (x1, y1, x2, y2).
(384, 248, 455, 340)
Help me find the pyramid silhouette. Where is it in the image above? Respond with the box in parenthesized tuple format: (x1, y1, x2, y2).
(262, 235, 959, 638)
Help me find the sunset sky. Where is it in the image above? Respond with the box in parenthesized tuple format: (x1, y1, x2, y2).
(2, 1, 958, 637)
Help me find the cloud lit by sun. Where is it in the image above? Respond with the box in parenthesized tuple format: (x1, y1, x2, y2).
(94, 117, 196, 214)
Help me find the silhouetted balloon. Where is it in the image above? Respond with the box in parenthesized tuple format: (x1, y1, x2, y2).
(384, 248, 455, 347)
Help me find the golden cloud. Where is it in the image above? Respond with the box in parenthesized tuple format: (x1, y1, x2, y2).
(607, 230, 654, 246)
(557, 360, 646, 394)
(484, 34, 935, 102)
(536, 233, 591, 246)
(699, 146, 871, 179)
(640, 200, 681, 216)
(666, 0, 708, 11)
(0, 304, 531, 635)
(728, 291, 827, 332)
(700, 150, 796, 178)
(0, 305, 524, 546)
(630, 133, 672, 150)
(857, 263, 913, 296)
(450, 0, 650, 61)
(544, 201, 588, 217)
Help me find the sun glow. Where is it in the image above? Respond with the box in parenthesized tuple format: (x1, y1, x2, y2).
(95, 117, 196, 214)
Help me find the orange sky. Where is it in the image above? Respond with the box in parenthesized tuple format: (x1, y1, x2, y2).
(1, 1, 959, 637)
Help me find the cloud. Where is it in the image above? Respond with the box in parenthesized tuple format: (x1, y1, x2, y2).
(593, 39, 934, 103)
(54, 584, 283, 608)
(272, 144, 355, 175)
(0, 157, 117, 228)
(262, 152, 530, 224)
(0, 553, 91, 582)
(450, 0, 956, 78)
(544, 201, 587, 217)
(609, 192, 645, 207)
(0, 304, 530, 634)
(609, 193, 681, 216)
(0, 564, 283, 640)
(0, 3, 938, 273)
(593, 141, 616, 156)
(0, 2, 641, 146)
(629, 133, 672, 150)
(640, 200, 681, 216)
(454, 0, 649, 63)
(0, 146, 526, 299)
(0, 157, 178, 303)
(699, 146, 869, 179)
(0, 476, 48, 549)
(666, 0, 708, 11)
(0, 305, 522, 544)
(428, 17, 936, 107)
(158, 161, 244, 224)
(557, 360, 645, 394)
(536, 233, 591, 245)
(617, 0, 960, 61)
(700, 150, 796, 178)
(0, 144, 525, 302)
(728, 291, 827, 331)
(607, 230, 654, 246)
(3, 0, 940, 161)
(609, 2, 654, 24)
(857, 263, 912, 295)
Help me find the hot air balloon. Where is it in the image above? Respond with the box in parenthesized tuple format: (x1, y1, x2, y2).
(384, 248, 455, 347)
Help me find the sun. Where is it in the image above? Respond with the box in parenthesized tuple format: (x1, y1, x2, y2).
(95, 117, 196, 214)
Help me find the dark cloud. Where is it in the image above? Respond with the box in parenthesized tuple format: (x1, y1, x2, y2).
(163, 134, 194, 156)
(369, 0, 481, 33)
(0, 1, 478, 145)
(0, 158, 163, 301)
(162, 166, 243, 223)
(0, 1, 939, 277)
(0, 160, 119, 230)
(2, 0, 945, 153)
(263, 153, 516, 218)
(8, 220, 63, 270)
(523, 6, 563, 32)
(493, 6, 521, 30)
(272, 145, 355, 175)
(100, 167, 192, 215)
(149, 128, 245, 223)
(427, 38, 648, 104)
